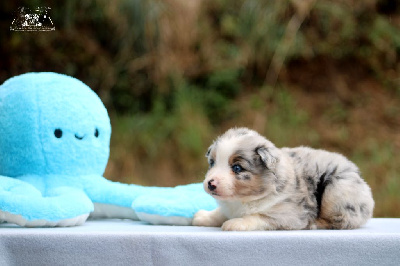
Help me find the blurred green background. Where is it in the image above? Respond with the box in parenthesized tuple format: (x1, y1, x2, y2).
(0, 0, 399, 217)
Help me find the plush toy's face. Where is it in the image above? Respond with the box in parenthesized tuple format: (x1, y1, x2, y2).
(0, 72, 111, 177)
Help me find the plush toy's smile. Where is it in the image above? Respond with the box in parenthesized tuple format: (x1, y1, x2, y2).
(75, 133, 85, 140)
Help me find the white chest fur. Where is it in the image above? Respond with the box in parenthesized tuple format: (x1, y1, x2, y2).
(218, 193, 288, 219)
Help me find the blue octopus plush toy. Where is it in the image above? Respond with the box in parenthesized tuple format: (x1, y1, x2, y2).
(0, 72, 217, 227)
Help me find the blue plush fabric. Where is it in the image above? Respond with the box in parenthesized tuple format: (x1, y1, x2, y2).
(0, 73, 110, 177)
(134, 183, 217, 218)
(0, 72, 217, 227)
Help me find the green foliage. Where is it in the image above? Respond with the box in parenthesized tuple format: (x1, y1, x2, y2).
(201, 68, 242, 124)
(260, 87, 318, 147)
(351, 141, 400, 217)
(2, 0, 398, 108)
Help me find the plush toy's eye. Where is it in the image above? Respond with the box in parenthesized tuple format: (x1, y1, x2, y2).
(54, 129, 63, 138)
(94, 128, 99, 138)
(232, 164, 243, 174)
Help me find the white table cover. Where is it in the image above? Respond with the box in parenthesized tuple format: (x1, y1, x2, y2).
(1, 218, 399, 265)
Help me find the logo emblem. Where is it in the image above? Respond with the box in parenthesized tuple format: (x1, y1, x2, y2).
(10, 7, 55, 32)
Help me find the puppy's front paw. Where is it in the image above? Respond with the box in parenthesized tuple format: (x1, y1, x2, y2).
(222, 218, 260, 231)
(192, 210, 220, 227)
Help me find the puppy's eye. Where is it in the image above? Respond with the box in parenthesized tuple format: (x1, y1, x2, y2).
(94, 128, 99, 138)
(232, 164, 243, 174)
(209, 159, 215, 168)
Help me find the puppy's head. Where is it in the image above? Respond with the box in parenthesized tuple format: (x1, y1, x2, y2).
(204, 127, 281, 202)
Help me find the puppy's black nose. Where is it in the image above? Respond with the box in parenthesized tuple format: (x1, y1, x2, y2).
(208, 179, 217, 191)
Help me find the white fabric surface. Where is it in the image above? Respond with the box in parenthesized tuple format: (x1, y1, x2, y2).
(1, 218, 399, 266)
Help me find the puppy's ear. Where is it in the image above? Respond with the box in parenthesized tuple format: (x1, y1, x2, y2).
(256, 146, 280, 169)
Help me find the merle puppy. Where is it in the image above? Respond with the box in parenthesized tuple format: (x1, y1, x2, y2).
(192, 128, 374, 231)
